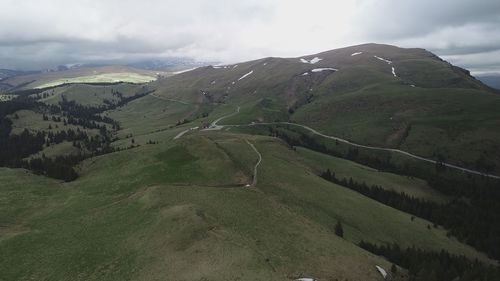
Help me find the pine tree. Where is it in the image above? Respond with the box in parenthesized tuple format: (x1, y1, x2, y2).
(391, 264, 397, 274)
(335, 221, 344, 238)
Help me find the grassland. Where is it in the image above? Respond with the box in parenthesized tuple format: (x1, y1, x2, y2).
(38, 83, 147, 106)
(2, 44, 499, 280)
(106, 94, 198, 142)
(1, 129, 493, 281)
(295, 147, 448, 202)
(34, 72, 156, 89)
(9, 109, 101, 136)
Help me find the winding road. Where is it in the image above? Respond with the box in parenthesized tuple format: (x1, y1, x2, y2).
(203, 106, 241, 131)
(175, 105, 500, 180)
(245, 139, 262, 187)
(242, 122, 500, 180)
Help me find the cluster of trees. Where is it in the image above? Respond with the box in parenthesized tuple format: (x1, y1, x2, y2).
(0, 88, 150, 181)
(320, 169, 441, 224)
(359, 241, 500, 281)
(267, 126, 500, 260)
(45, 129, 88, 145)
(27, 155, 80, 181)
(0, 98, 44, 166)
(0, 128, 45, 166)
(0, 86, 156, 181)
(320, 168, 500, 260)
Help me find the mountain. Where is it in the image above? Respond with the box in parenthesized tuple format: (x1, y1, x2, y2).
(152, 43, 500, 174)
(0, 69, 40, 90)
(1, 43, 500, 281)
(128, 58, 212, 71)
(477, 74, 500, 90)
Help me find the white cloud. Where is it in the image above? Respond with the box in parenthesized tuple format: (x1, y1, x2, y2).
(0, 0, 499, 72)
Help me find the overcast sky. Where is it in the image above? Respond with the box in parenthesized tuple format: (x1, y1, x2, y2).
(0, 0, 499, 74)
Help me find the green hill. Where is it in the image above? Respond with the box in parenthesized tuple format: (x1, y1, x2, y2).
(1, 43, 500, 281)
(151, 43, 500, 175)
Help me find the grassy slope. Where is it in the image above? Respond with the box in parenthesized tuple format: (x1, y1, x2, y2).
(0, 129, 492, 280)
(295, 147, 448, 202)
(38, 83, 147, 107)
(106, 94, 198, 142)
(9, 109, 100, 137)
(0, 138, 383, 281)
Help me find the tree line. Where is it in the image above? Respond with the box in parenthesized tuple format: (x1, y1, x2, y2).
(267, 125, 500, 260)
(359, 241, 500, 281)
(319, 169, 500, 259)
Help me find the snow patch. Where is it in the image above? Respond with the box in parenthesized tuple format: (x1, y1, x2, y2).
(311, 68, 338, 72)
(296, 278, 315, 281)
(410, 84, 416, 87)
(237, 70, 254, 81)
(376, 265, 387, 279)
(300, 57, 323, 64)
(210, 80, 216, 85)
(301, 72, 309, 76)
(263, 62, 268, 66)
(233, 64, 238, 68)
(391, 67, 397, 77)
(374, 55, 392, 64)
(310, 57, 322, 64)
(351, 52, 363, 56)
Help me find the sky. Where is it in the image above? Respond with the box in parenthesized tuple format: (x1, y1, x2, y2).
(0, 0, 499, 75)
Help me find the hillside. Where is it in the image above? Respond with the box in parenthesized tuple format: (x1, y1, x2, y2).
(1, 43, 500, 281)
(151, 43, 500, 175)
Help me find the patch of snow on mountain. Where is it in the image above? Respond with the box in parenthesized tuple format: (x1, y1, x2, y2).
(238, 70, 254, 81)
(376, 265, 387, 279)
(300, 57, 323, 64)
(392, 67, 397, 77)
(351, 52, 363, 56)
(410, 84, 416, 87)
(309, 57, 322, 64)
(301, 72, 309, 76)
(263, 62, 268, 66)
(374, 55, 392, 64)
(311, 68, 338, 72)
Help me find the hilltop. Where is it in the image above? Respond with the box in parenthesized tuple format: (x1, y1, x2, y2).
(152, 43, 500, 175)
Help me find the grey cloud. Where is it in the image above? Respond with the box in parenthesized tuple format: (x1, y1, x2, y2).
(0, 0, 499, 73)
